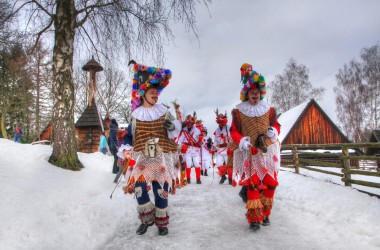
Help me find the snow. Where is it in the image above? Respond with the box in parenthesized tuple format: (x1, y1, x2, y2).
(278, 101, 309, 143)
(1, 138, 380, 250)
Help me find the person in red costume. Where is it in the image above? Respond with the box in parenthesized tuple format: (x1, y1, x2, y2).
(230, 63, 281, 231)
(177, 113, 203, 184)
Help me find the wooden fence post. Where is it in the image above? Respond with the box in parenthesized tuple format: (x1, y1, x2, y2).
(342, 146, 352, 187)
(292, 145, 299, 174)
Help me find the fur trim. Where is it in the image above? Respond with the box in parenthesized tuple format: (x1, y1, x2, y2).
(155, 207, 169, 218)
(137, 201, 155, 224)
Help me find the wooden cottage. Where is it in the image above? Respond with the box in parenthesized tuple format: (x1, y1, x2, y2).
(278, 99, 350, 145)
(38, 122, 53, 142)
(278, 99, 360, 166)
(75, 57, 106, 153)
(75, 101, 107, 153)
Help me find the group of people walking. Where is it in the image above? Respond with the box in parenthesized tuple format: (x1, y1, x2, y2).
(110, 61, 281, 236)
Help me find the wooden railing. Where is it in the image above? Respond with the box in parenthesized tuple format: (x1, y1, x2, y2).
(281, 143, 380, 196)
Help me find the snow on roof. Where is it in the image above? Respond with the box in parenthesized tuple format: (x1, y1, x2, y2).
(278, 100, 310, 143)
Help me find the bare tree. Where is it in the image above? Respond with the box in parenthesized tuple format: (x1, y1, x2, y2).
(269, 58, 325, 113)
(96, 66, 131, 123)
(361, 44, 380, 130)
(28, 42, 53, 138)
(334, 44, 380, 142)
(0, 0, 12, 47)
(73, 66, 89, 118)
(9, 0, 210, 170)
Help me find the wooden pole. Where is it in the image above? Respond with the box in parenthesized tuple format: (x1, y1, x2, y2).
(292, 145, 299, 174)
(342, 146, 351, 187)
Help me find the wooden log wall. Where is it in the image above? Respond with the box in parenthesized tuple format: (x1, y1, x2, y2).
(75, 127, 102, 153)
(284, 104, 348, 145)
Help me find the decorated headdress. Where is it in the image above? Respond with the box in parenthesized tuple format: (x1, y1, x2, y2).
(201, 126, 208, 134)
(215, 108, 228, 125)
(240, 63, 266, 101)
(184, 112, 197, 126)
(128, 60, 172, 111)
(196, 119, 204, 132)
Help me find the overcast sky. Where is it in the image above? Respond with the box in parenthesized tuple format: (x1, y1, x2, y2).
(148, 0, 380, 134)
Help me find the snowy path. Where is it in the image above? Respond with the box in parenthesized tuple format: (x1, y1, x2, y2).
(1, 140, 379, 250)
(100, 168, 380, 250)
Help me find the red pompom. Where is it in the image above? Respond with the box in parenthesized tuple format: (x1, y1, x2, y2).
(251, 147, 258, 155)
(231, 180, 237, 187)
(129, 159, 136, 166)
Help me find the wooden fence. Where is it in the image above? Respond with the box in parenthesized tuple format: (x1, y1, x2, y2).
(281, 143, 380, 197)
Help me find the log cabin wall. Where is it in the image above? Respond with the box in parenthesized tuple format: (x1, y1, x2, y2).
(283, 103, 349, 145)
(76, 127, 102, 153)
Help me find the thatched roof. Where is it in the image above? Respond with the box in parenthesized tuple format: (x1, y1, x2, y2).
(75, 103, 107, 128)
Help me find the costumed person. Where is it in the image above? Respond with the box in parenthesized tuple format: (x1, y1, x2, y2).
(171, 100, 187, 187)
(230, 63, 281, 231)
(176, 113, 203, 184)
(200, 127, 213, 176)
(116, 144, 135, 177)
(114, 125, 133, 183)
(122, 60, 182, 236)
(213, 110, 232, 184)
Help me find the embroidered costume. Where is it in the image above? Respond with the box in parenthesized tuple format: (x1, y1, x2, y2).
(230, 63, 281, 231)
(123, 61, 181, 236)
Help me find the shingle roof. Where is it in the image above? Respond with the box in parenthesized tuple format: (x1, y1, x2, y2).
(75, 103, 107, 128)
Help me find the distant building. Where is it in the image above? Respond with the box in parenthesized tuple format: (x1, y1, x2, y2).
(278, 99, 350, 145)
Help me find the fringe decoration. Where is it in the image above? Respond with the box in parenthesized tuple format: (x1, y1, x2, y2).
(155, 216, 170, 227)
(246, 199, 264, 222)
(137, 201, 155, 224)
(246, 199, 263, 210)
(155, 207, 170, 227)
(260, 195, 274, 207)
(260, 195, 274, 217)
(245, 208, 263, 224)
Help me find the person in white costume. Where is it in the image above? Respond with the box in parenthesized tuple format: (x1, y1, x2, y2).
(176, 113, 203, 184)
(200, 127, 213, 176)
(213, 111, 232, 184)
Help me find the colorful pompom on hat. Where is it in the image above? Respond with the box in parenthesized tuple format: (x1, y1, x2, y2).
(128, 60, 172, 111)
(240, 63, 266, 101)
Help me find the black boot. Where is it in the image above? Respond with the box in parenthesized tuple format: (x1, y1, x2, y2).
(204, 170, 208, 176)
(262, 217, 270, 226)
(219, 175, 227, 184)
(201, 170, 204, 176)
(187, 178, 191, 184)
(196, 179, 202, 184)
(249, 222, 260, 231)
(158, 227, 169, 235)
(136, 222, 153, 235)
(239, 186, 247, 203)
(228, 178, 232, 185)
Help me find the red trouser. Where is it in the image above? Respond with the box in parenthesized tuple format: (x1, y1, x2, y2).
(246, 173, 278, 224)
(186, 167, 201, 180)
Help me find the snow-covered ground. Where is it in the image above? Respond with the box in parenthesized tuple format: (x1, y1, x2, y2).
(1, 138, 380, 250)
